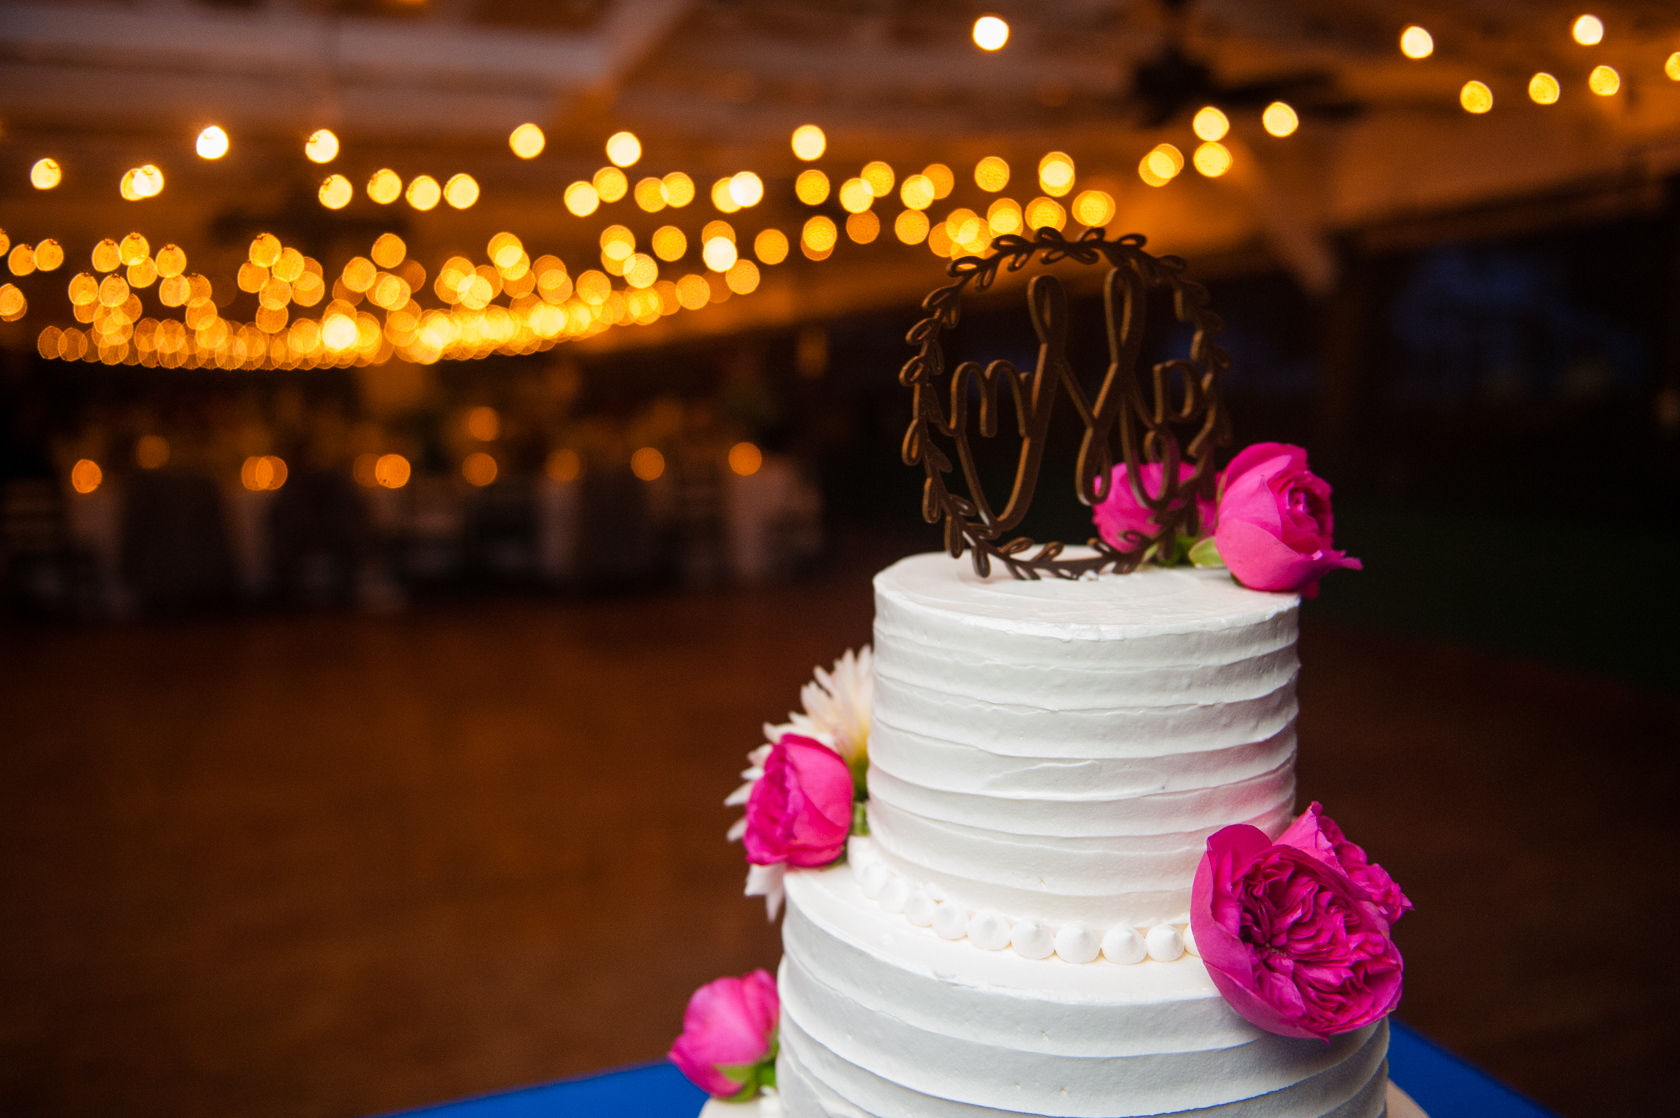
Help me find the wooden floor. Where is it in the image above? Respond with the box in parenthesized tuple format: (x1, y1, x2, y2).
(0, 539, 1672, 1118)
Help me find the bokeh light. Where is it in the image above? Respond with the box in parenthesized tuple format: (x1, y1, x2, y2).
(594, 166, 629, 202)
(509, 123, 545, 159)
(1193, 107, 1229, 142)
(240, 455, 288, 491)
(895, 209, 930, 244)
(838, 177, 874, 213)
(652, 226, 688, 261)
(31, 158, 61, 190)
(1571, 14, 1603, 46)
(728, 442, 763, 476)
(802, 215, 838, 255)
(197, 125, 229, 159)
(1460, 80, 1493, 114)
(376, 454, 411, 489)
(444, 173, 480, 208)
(1588, 65, 1619, 95)
(1024, 197, 1066, 232)
(630, 447, 665, 481)
(606, 131, 642, 167)
(846, 211, 881, 244)
(565, 181, 601, 216)
(1529, 72, 1561, 104)
(1262, 101, 1300, 135)
(972, 15, 1009, 51)
(729, 171, 765, 207)
(462, 452, 499, 487)
(923, 163, 955, 199)
(406, 174, 441, 210)
(754, 228, 789, 265)
(546, 449, 582, 483)
(661, 172, 695, 207)
(1139, 144, 1183, 186)
(791, 124, 827, 161)
(466, 406, 500, 441)
(319, 174, 353, 209)
(900, 174, 935, 210)
(702, 236, 738, 272)
(974, 156, 1010, 192)
(1071, 189, 1115, 227)
(1400, 26, 1433, 59)
(1038, 152, 1075, 196)
(796, 169, 831, 205)
(368, 169, 402, 204)
(305, 129, 339, 163)
(1193, 141, 1232, 177)
(71, 459, 102, 494)
(135, 435, 170, 469)
(861, 161, 895, 197)
(635, 177, 667, 212)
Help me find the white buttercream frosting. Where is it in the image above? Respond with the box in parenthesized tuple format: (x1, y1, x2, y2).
(867, 553, 1301, 929)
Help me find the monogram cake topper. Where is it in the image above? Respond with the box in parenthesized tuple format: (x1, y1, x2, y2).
(900, 227, 1232, 580)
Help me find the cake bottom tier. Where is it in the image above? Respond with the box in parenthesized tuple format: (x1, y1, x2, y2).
(778, 863, 1390, 1118)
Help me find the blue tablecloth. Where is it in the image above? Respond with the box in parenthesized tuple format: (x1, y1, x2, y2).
(385, 1020, 1556, 1118)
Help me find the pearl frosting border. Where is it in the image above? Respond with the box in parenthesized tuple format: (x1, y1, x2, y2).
(848, 840, 1201, 965)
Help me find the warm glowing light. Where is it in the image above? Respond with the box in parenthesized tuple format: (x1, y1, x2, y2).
(118, 233, 147, 267)
(729, 171, 765, 207)
(319, 174, 353, 209)
(802, 215, 838, 254)
(661, 172, 695, 207)
(634, 177, 667, 212)
(31, 158, 62, 190)
(945, 208, 983, 244)
(462, 452, 499, 487)
(796, 169, 831, 205)
(367, 169, 402, 204)
(846, 211, 881, 244)
(342, 256, 377, 293)
(1140, 144, 1183, 186)
(754, 228, 789, 265)
(376, 454, 411, 488)
(1193, 141, 1232, 177)
(1037, 152, 1075, 196)
(69, 273, 100, 306)
(791, 124, 827, 161)
(34, 239, 63, 271)
(122, 164, 164, 200)
(466, 406, 500, 441)
(1529, 72, 1561, 104)
(1460, 80, 1493, 113)
(71, 459, 102, 494)
(630, 447, 665, 481)
(305, 129, 339, 163)
(1071, 189, 1116, 227)
(624, 253, 658, 288)
(1588, 64, 1620, 95)
(895, 208, 930, 244)
(972, 14, 1009, 51)
(702, 220, 736, 245)
(1024, 197, 1066, 232)
(900, 174, 936, 210)
(651, 226, 688, 261)
(241, 455, 288, 491)
(197, 125, 229, 159)
(861, 161, 895, 198)
(675, 274, 711, 310)
(0, 283, 23, 320)
(565, 181, 601, 216)
(838, 177, 874, 213)
(546, 449, 581, 482)
(728, 441, 763, 476)
(135, 434, 170, 469)
(1192, 106, 1229, 142)
(710, 177, 741, 213)
(1262, 101, 1300, 135)
(986, 198, 1021, 236)
(594, 166, 629, 202)
(1668, 52, 1680, 81)
(406, 174, 441, 210)
(155, 245, 186, 277)
(444, 173, 480, 208)
(725, 258, 760, 294)
(372, 233, 406, 269)
(576, 270, 611, 305)
(974, 156, 1010, 192)
(510, 123, 545, 159)
(1399, 26, 1433, 59)
(702, 236, 738, 272)
(606, 131, 642, 167)
(9, 244, 34, 276)
(322, 314, 358, 350)
(1572, 14, 1603, 46)
(923, 163, 955, 199)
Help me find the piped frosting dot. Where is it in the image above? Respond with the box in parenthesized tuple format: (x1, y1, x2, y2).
(1183, 923, 1200, 957)
(905, 889, 936, 927)
(1010, 919, 1055, 960)
(1146, 923, 1185, 962)
(931, 902, 969, 940)
(1101, 925, 1146, 964)
(878, 877, 910, 915)
(969, 910, 1011, 951)
(859, 862, 889, 900)
(1053, 923, 1101, 964)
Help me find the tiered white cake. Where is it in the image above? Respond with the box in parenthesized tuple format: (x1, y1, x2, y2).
(775, 553, 1390, 1117)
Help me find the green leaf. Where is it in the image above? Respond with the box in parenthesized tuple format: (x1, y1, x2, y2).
(851, 800, 870, 836)
(1188, 537, 1225, 568)
(717, 1053, 778, 1101)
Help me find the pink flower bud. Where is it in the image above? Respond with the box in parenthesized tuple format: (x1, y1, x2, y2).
(1213, 443, 1360, 597)
(668, 969, 779, 1098)
(742, 733, 854, 869)
(1092, 462, 1216, 552)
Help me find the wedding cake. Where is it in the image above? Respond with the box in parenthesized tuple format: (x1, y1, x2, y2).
(773, 554, 1387, 1117)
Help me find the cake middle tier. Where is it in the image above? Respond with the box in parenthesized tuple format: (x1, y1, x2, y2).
(868, 555, 1302, 929)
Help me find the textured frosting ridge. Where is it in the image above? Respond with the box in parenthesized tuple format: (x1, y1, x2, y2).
(868, 553, 1302, 928)
(779, 865, 1389, 1118)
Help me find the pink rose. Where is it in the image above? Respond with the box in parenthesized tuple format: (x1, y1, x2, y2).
(1092, 462, 1217, 551)
(1191, 819, 1404, 1040)
(1277, 802, 1413, 927)
(668, 969, 779, 1099)
(1213, 443, 1360, 597)
(743, 734, 853, 868)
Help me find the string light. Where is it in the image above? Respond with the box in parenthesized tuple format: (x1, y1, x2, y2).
(71, 459, 102, 494)
(802, 215, 838, 256)
(1668, 53, 1680, 81)
(1193, 106, 1229, 141)
(974, 156, 1010, 192)
(923, 163, 955, 199)
(791, 124, 826, 161)
(846, 211, 881, 244)
(319, 174, 353, 209)
(796, 169, 830, 205)
(1193, 141, 1232, 177)
(900, 174, 936, 210)
(1071, 190, 1116, 227)
(444, 173, 480, 208)
(1571, 15, 1603, 46)
(1024, 197, 1066, 232)
(462, 452, 498, 487)
(838, 177, 874, 213)
(1588, 65, 1620, 96)
(1037, 152, 1075, 196)
(861, 161, 895, 197)
(305, 129, 339, 163)
(368, 169, 402, 204)
(661, 172, 695, 207)
(728, 442, 762, 476)
(406, 174, 441, 210)
(972, 15, 1009, 51)
(895, 209, 930, 244)
(630, 447, 664, 481)
(594, 166, 628, 202)
(509, 123, 545, 159)
(605, 131, 642, 167)
(1262, 102, 1299, 136)
(986, 198, 1021, 236)
(702, 236, 738, 272)
(196, 126, 229, 159)
(754, 228, 788, 265)
(729, 171, 765, 207)
(1139, 144, 1183, 186)
(31, 158, 61, 189)
(565, 182, 600, 216)
(1529, 73, 1561, 104)
(1399, 26, 1433, 59)
(1460, 80, 1493, 113)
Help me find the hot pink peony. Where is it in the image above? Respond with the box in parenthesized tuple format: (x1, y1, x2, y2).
(1191, 816, 1405, 1041)
(1277, 802, 1413, 927)
(668, 969, 779, 1098)
(1092, 462, 1217, 551)
(742, 733, 853, 868)
(1213, 443, 1360, 597)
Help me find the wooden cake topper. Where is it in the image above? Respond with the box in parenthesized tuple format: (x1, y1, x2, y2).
(900, 227, 1233, 579)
